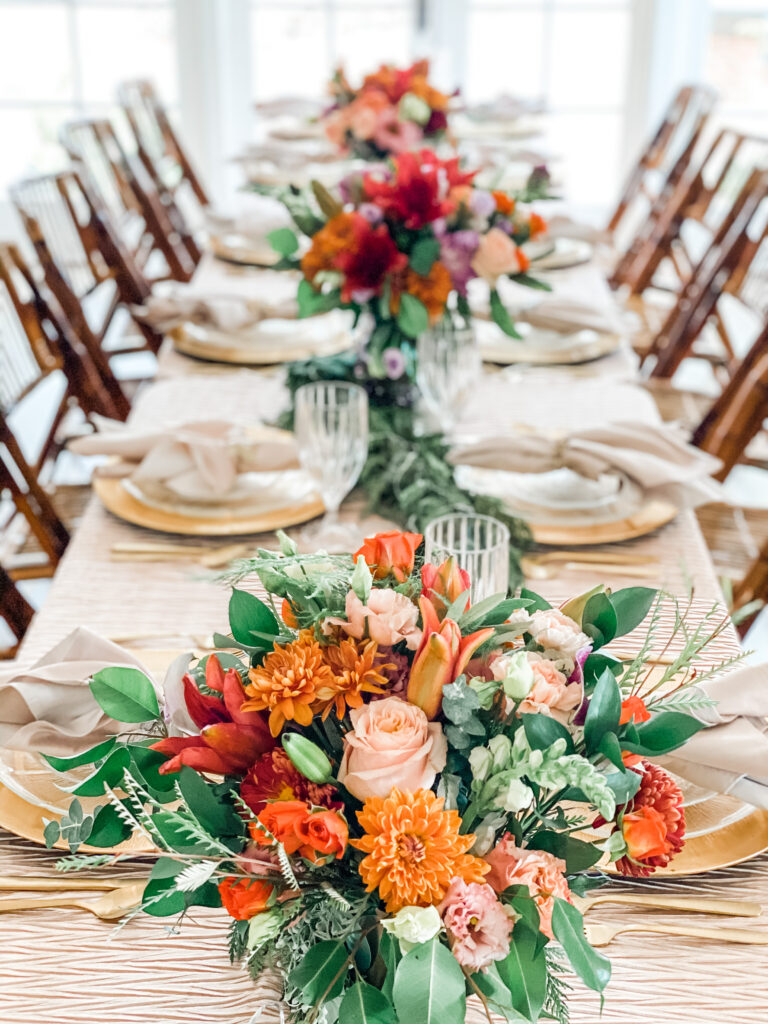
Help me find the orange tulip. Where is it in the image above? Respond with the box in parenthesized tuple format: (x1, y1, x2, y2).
(421, 557, 471, 619)
(354, 530, 422, 582)
(407, 597, 493, 718)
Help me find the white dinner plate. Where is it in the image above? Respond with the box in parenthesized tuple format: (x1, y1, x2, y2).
(525, 237, 593, 270)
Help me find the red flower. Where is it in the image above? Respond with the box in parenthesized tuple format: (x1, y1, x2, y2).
(150, 656, 275, 776)
(334, 215, 407, 301)
(620, 695, 651, 725)
(363, 151, 474, 229)
(240, 748, 341, 814)
(354, 529, 422, 582)
(598, 762, 685, 877)
(218, 877, 274, 920)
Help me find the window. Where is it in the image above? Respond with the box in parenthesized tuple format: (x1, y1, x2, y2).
(0, 0, 177, 191)
(705, 1, 768, 136)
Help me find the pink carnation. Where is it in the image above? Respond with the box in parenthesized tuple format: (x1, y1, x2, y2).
(484, 834, 572, 939)
(439, 878, 514, 971)
(518, 652, 582, 720)
(322, 589, 421, 650)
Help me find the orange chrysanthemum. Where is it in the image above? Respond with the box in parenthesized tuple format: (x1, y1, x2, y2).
(244, 630, 334, 736)
(300, 212, 358, 285)
(351, 788, 489, 913)
(314, 637, 393, 720)
(390, 262, 452, 323)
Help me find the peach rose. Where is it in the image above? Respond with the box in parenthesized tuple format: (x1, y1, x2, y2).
(484, 833, 571, 939)
(338, 697, 447, 801)
(470, 227, 526, 283)
(517, 652, 582, 719)
(323, 589, 422, 650)
(348, 92, 390, 140)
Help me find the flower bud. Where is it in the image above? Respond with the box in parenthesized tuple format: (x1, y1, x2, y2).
(282, 733, 333, 784)
(350, 556, 373, 603)
(488, 734, 512, 772)
(493, 650, 534, 701)
(469, 745, 492, 782)
(398, 92, 432, 126)
(498, 777, 534, 814)
(467, 675, 501, 710)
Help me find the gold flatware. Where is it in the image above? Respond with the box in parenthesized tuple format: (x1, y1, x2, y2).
(0, 875, 135, 892)
(0, 882, 145, 921)
(573, 892, 761, 918)
(111, 541, 250, 567)
(585, 920, 768, 946)
(521, 557, 659, 580)
(527, 550, 653, 566)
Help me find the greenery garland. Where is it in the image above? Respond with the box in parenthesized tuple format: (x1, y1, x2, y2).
(278, 350, 532, 585)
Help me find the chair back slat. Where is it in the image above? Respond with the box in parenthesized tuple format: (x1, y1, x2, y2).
(0, 562, 35, 657)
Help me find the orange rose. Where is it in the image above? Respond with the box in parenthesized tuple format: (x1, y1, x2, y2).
(620, 695, 651, 725)
(296, 808, 348, 861)
(355, 530, 422, 582)
(250, 799, 309, 854)
(492, 191, 515, 216)
(529, 212, 547, 239)
(281, 598, 298, 630)
(622, 806, 669, 861)
(390, 262, 452, 323)
(218, 877, 274, 920)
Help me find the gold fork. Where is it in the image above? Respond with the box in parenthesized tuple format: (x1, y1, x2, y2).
(0, 883, 145, 921)
(573, 892, 761, 917)
(585, 920, 768, 947)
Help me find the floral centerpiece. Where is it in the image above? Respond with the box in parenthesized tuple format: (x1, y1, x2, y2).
(323, 60, 452, 160)
(43, 531, 728, 1024)
(266, 147, 548, 381)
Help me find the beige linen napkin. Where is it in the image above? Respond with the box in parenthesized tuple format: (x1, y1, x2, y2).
(0, 628, 156, 756)
(69, 418, 299, 501)
(659, 663, 768, 810)
(450, 421, 723, 509)
(136, 290, 262, 332)
(516, 296, 631, 336)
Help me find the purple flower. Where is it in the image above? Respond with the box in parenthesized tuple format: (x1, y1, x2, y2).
(383, 346, 407, 380)
(358, 202, 383, 225)
(470, 189, 496, 219)
(434, 224, 479, 296)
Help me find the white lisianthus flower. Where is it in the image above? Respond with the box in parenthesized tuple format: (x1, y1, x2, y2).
(382, 905, 442, 951)
(491, 650, 534, 701)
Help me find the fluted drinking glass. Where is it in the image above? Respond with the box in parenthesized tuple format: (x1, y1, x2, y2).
(416, 320, 481, 434)
(424, 513, 510, 602)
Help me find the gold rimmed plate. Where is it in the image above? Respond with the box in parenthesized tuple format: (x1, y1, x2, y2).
(476, 320, 621, 366)
(170, 315, 353, 367)
(209, 233, 280, 269)
(529, 499, 677, 545)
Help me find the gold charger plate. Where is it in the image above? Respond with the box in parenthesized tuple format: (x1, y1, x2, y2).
(530, 499, 677, 545)
(209, 233, 279, 269)
(170, 323, 353, 367)
(480, 329, 620, 366)
(93, 475, 325, 537)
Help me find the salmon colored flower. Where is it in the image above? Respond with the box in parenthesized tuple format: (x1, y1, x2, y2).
(518, 653, 582, 719)
(352, 788, 489, 913)
(150, 657, 274, 776)
(322, 589, 422, 650)
(296, 808, 348, 861)
(250, 799, 347, 861)
(421, 557, 471, 619)
(244, 631, 335, 736)
(218, 877, 274, 920)
(619, 695, 651, 725)
(471, 227, 527, 284)
(240, 748, 340, 814)
(484, 834, 572, 939)
(355, 530, 422, 582)
(313, 637, 393, 720)
(623, 807, 669, 861)
(390, 262, 452, 323)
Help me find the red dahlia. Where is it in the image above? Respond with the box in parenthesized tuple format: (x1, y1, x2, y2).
(604, 761, 686, 877)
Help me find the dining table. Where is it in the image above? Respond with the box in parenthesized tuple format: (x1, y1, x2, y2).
(2, 239, 768, 1024)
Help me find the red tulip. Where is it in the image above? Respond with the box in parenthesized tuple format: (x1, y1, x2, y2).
(407, 597, 493, 718)
(151, 656, 275, 775)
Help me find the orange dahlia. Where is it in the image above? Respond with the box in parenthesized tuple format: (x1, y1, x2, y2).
(351, 788, 489, 913)
(314, 637, 393, 720)
(390, 262, 452, 323)
(243, 630, 334, 736)
(300, 212, 358, 284)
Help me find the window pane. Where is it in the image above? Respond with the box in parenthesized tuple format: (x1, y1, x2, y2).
(705, 10, 768, 121)
(334, 7, 412, 81)
(549, 9, 629, 109)
(0, 4, 74, 102)
(546, 112, 623, 210)
(466, 10, 546, 102)
(0, 107, 73, 191)
(251, 7, 330, 100)
(76, 6, 177, 104)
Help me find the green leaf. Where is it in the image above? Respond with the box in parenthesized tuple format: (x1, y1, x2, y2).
(609, 587, 657, 637)
(392, 939, 466, 1024)
(289, 939, 349, 1003)
(583, 669, 622, 753)
(87, 803, 132, 847)
(376, 930, 399, 1002)
(297, 278, 343, 317)
(582, 652, 623, 688)
(177, 765, 244, 837)
(70, 747, 130, 796)
(604, 768, 642, 805)
(90, 667, 159, 723)
(471, 967, 529, 1022)
(130, 745, 177, 799)
(44, 738, 117, 773)
(581, 592, 618, 650)
(521, 713, 575, 754)
(622, 711, 707, 756)
(229, 588, 280, 647)
(598, 731, 626, 771)
(396, 293, 429, 339)
(495, 924, 547, 1021)
(267, 227, 299, 257)
(519, 588, 550, 612)
(409, 236, 441, 276)
(490, 290, 522, 339)
(526, 831, 602, 873)
(43, 820, 60, 848)
(339, 982, 397, 1024)
(142, 858, 187, 917)
(511, 273, 551, 291)
(551, 898, 611, 993)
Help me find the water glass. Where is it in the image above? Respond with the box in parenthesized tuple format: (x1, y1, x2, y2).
(294, 381, 369, 522)
(416, 320, 481, 434)
(424, 513, 510, 602)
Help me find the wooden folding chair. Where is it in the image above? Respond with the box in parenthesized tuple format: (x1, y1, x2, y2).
(61, 118, 198, 282)
(118, 79, 208, 255)
(11, 169, 163, 367)
(0, 241, 129, 422)
(0, 562, 35, 658)
(644, 169, 768, 380)
(607, 85, 716, 242)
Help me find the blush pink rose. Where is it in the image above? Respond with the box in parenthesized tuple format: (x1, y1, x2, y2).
(484, 833, 571, 939)
(470, 227, 526, 283)
(439, 878, 514, 971)
(323, 589, 421, 650)
(518, 652, 582, 719)
(338, 697, 447, 801)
